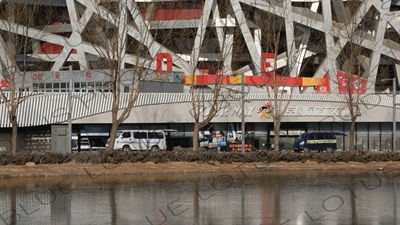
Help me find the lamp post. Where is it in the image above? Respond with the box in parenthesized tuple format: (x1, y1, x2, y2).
(241, 75, 245, 154)
(383, 78, 397, 152)
(60, 65, 73, 153)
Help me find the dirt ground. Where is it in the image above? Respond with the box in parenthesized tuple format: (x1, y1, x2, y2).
(0, 161, 397, 179)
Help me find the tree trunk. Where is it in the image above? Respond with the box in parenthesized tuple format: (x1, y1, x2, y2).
(349, 118, 356, 152)
(108, 102, 120, 150)
(192, 123, 200, 152)
(108, 123, 119, 150)
(11, 120, 18, 154)
(274, 120, 281, 152)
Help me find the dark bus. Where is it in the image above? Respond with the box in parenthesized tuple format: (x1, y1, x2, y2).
(293, 132, 345, 152)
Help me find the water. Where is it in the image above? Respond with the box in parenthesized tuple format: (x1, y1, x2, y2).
(0, 169, 399, 225)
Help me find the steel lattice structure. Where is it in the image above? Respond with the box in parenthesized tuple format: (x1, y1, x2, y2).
(0, 0, 399, 94)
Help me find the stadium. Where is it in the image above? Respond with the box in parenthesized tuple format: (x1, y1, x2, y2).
(0, 0, 399, 151)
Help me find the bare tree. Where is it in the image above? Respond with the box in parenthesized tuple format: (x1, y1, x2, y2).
(249, 1, 318, 151)
(84, 0, 176, 150)
(0, 2, 55, 153)
(331, 2, 386, 152)
(179, 0, 233, 152)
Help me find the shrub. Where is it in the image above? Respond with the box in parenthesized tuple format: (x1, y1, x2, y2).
(1, 150, 400, 165)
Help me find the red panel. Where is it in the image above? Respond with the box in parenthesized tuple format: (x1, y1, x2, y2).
(143, 9, 203, 21)
(0, 79, 9, 88)
(261, 53, 275, 74)
(41, 22, 77, 54)
(41, 42, 77, 54)
(156, 53, 172, 71)
(246, 76, 267, 85)
(337, 70, 367, 94)
(265, 75, 302, 86)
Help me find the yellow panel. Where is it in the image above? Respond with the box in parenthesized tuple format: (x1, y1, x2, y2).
(229, 75, 243, 84)
(184, 75, 194, 84)
(302, 78, 318, 86)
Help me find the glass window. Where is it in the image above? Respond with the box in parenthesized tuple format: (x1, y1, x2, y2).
(33, 83, 38, 89)
(61, 83, 66, 88)
(315, 133, 324, 140)
(116, 130, 123, 138)
(122, 132, 131, 138)
(53, 83, 60, 88)
(81, 82, 86, 88)
(74, 82, 80, 88)
(134, 132, 147, 139)
(148, 132, 164, 139)
(71, 140, 77, 148)
(140, 132, 147, 139)
(326, 133, 335, 139)
(39, 83, 44, 89)
(124, 86, 130, 93)
(45, 83, 52, 89)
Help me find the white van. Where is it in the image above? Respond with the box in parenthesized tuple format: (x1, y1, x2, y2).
(71, 136, 91, 151)
(106, 130, 167, 151)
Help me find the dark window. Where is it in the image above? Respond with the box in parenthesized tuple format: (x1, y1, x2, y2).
(326, 133, 335, 139)
(71, 140, 77, 148)
(134, 132, 147, 139)
(124, 86, 130, 93)
(148, 132, 164, 139)
(122, 132, 131, 138)
(140, 132, 147, 139)
(315, 133, 324, 140)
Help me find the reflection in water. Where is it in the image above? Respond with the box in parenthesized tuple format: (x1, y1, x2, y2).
(349, 175, 357, 225)
(11, 188, 17, 225)
(50, 188, 71, 225)
(0, 170, 399, 224)
(109, 184, 117, 225)
(395, 180, 398, 225)
(274, 176, 280, 224)
(193, 178, 199, 225)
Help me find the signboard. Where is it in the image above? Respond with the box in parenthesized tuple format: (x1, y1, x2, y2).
(24, 130, 51, 151)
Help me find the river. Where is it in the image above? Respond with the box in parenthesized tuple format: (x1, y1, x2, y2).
(0, 168, 399, 225)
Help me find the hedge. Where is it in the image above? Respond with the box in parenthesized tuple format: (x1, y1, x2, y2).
(0, 150, 400, 165)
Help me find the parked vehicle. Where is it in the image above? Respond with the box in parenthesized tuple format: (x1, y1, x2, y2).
(293, 132, 345, 152)
(71, 136, 91, 151)
(199, 131, 227, 151)
(106, 130, 167, 151)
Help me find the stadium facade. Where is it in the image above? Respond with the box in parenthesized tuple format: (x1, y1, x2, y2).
(0, 0, 399, 151)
